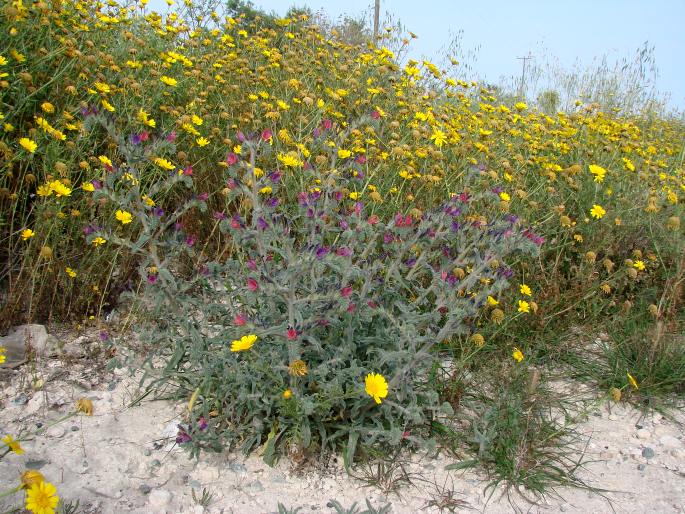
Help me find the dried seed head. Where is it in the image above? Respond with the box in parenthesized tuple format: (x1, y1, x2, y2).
(471, 333, 485, 347)
(288, 359, 308, 377)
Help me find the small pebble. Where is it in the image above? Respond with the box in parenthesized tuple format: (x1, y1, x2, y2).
(139, 484, 152, 495)
(642, 447, 655, 459)
(71, 425, 79, 432)
(637, 464, 646, 471)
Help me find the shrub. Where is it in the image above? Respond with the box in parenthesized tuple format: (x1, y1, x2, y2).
(98, 120, 538, 462)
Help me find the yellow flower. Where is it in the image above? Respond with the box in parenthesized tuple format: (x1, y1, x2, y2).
(82, 183, 95, 192)
(65, 267, 77, 278)
(25, 481, 59, 514)
(277, 153, 303, 168)
(259, 186, 272, 195)
(430, 129, 447, 147)
(21, 228, 35, 240)
(633, 260, 645, 271)
(230, 334, 258, 352)
(514, 101, 528, 111)
(471, 333, 485, 347)
(0, 346, 5, 364)
(349, 191, 360, 200)
(590, 204, 606, 219)
(486, 295, 499, 306)
(19, 137, 37, 153)
(196, 137, 210, 147)
(364, 373, 388, 404)
(49, 180, 71, 197)
(519, 284, 532, 296)
(337, 148, 351, 159)
(499, 192, 510, 202)
(75, 398, 93, 415)
(153, 157, 175, 170)
(37, 184, 52, 197)
(101, 99, 115, 112)
(588, 164, 606, 183)
(282, 389, 293, 400)
(627, 372, 639, 390)
(92, 237, 106, 247)
(41, 102, 55, 114)
(98, 155, 112, 167)
(160, 75, 178, 87)
(518, 300, 530, 313)
(115, 210, 133, 224)
(512, 347, 524, 363)
(191, 114, 203, 126)
(21, 470, 45, 489)
(2, 434, 24, 454)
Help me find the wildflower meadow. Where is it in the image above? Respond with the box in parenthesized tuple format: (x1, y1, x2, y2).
(0, 0, 683, 511)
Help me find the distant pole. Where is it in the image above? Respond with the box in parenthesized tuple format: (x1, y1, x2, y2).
(517, 53, 532, 99)
(373, 0, 380, 42)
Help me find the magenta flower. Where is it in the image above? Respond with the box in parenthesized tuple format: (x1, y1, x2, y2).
(226, 152, 239, 165)
(286, 327, 297, 340)
(341, 286, 353, 298)
(247, 278, 258, 291)
(234, 313, 247, 326)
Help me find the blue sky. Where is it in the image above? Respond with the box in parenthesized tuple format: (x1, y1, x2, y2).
(147, 0, 684, 110)
(251, 0, 685, 110)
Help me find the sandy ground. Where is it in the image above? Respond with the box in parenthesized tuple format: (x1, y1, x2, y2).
(1, 330, 684, 514)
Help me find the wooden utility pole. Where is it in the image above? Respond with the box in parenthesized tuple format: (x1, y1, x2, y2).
(517, 53, 532, 98)
(373, 0, 380, 41)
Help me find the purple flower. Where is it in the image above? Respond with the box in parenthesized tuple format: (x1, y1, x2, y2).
(353, 202, 363, 216)
(83, 224, 96, 236)
(198, 417, 208, 431)
(257, 217, 268, 230)
(269, 171, 281, 183)
(336, 247, 352, 257)
(174, 221, 184, 231)
(246, 259, 257, 271)
(383, 232, 394, 244)
(92, 180, 102, 190)
(339, 220, 349, 230)
(166, 131, 177, 142)
(185, 234, 196, 246)
(266, 197, 280, 208)
(147, 274, 158, 284)
(197, 192, 209, 202)
(99, 330, 110, 342)
(153, 207, 165, 217)
(497, 266, 514, 279)
(176, 426, 191, 444)
(315, 246, 330, 259)
(297, 192, 309, 206)
(505, 214, 519, 224)
(213, 211, 227, 220)
(406, 258, 417, 268)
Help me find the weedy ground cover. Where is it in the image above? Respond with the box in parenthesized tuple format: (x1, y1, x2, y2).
(0, 0, 683, 510)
